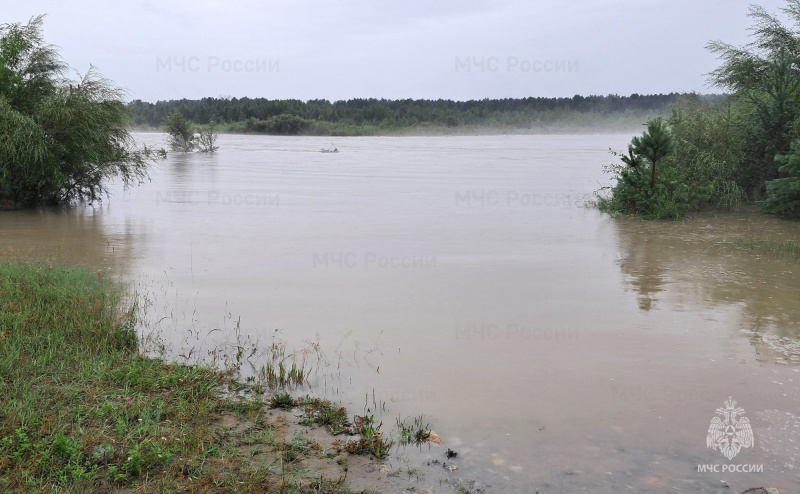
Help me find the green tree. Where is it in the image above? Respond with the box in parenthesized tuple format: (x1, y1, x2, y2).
(707, 3, 800, 94)
(266, 113, 309, 135)
(630, 117, 675, 188)
(164, 111, 195, 152)
(707, 2, 800, 200)
(196, 121, 219, 153)
(599, 118, 703, 219)
(618, 143, 643, 170)
(0, 15, 151, 207)
(761, 139, 800, 216)
(598, 1, 800, 218)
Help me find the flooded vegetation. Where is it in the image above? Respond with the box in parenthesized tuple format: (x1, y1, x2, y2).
(2, 134, 799, 492)
(3, 4, 800, 493)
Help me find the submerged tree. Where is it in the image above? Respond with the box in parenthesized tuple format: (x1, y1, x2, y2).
(164, 111, 196, 152)
(0, 15, 152, 207)
(164, 113, 221, 153)
(196, 121, 219, 153)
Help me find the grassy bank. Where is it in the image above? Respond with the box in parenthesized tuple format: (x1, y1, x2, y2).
(0, 263, 444, 493)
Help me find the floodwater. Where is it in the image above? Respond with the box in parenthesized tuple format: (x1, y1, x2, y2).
(2, 134, 800, 493)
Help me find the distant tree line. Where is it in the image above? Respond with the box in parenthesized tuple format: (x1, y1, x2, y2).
(127, 93, 704, 135)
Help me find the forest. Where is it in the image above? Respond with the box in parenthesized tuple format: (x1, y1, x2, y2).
(126, 93, 705, 135)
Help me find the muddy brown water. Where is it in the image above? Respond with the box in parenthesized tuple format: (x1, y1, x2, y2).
(2, 134, 800, 493)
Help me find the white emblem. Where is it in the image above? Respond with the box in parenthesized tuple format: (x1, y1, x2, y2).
(706, 396, 754, 460)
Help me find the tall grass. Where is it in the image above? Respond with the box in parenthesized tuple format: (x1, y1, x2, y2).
(734, 239, 800, 261)
(665, 97, 745, 211)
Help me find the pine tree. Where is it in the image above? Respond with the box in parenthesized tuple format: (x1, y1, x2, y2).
(631, 117, 675, 188)
(761, 139, 800, 216)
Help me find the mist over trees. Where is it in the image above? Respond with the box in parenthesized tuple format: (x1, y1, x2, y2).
(127, 93, 696, 135)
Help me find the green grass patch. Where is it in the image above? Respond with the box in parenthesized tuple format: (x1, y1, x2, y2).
(396, 415, 431, 446)
(269, 392, 296, 410)
(345, 415, 392, 459)
(0, 263, 230, 490)
(298, 397, 351, 435)
(0, 262, 375, 492)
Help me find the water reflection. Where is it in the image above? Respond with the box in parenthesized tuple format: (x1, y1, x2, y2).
(166, 150, 219, 188)
(612, 213, 800, 362)
(0, 205, 142, 279)
(614, 221, 666, 311)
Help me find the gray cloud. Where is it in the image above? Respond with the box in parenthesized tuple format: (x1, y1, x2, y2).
(3, 0, 790, 101)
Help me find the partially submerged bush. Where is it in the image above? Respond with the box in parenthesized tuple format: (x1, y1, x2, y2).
(0, 16, 152, 207)
(599, 117, 710, 219)
(164, 111, 196, 152)
(665, 97, 745, 210)
(598, 160, 705, 219)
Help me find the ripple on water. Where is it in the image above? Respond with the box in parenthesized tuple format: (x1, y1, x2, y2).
(756, 409, 800, 471)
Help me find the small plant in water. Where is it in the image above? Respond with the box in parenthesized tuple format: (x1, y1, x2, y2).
(346, 414, 393, 459)
(396, 415, 431, 446)
(257, 340, 308, 389)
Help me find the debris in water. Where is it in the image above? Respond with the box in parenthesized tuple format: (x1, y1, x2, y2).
(426, 431, 443, 444)
(443, 462, 459, 472)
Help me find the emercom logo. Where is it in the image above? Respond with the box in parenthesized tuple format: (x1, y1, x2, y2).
(706, 396, 754, 460)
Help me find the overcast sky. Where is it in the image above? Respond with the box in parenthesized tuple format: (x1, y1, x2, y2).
(4, 0, 792, 102)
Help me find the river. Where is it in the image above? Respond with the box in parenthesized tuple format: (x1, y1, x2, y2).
(1, 134, 799, 493)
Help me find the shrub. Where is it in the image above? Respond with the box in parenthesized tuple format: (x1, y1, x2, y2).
(0, 16, 152, 207)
